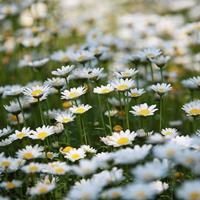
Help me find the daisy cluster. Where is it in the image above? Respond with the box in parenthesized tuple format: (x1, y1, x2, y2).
(0, 0, 200, 199)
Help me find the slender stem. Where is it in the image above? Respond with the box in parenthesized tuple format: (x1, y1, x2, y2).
(150, 62, 154, 82)
(159, 96, 163, 131)
(106, 100, 112, 134)
(97, 94, 107, 135)
(160, 67, 164, 82)
(64, 126, 69, 145)
(81, 116, 88, 144)
(17, 97, 26, 126)
(77, 115, 83, 144)
(123, 92, 130, 130)
(38, 99, 45, 125)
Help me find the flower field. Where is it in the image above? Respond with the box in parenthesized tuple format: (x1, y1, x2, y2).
(0, 0, 200, 199)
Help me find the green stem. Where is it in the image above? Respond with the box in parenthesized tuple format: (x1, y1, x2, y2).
(160, 67, 164, 82)
(38, 99, 45, 125)
(97, 95, 107, 135)
(81, 116, 88, 144)
(106, 100, 112, 134)
(77, 115, 83, 144)
(159, 96, 163, 131)
(123, 92, 130, 130)
(150, 62, 154, 82)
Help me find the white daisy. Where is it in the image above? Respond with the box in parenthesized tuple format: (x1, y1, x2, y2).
(130, 103, 158, 117)
(69, 104, 92, 114)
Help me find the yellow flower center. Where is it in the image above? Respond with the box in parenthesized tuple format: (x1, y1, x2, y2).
(189, 108, 200, 116)
(113, 125, 123, 132)
(6, 182, 16, 189)
(10, 115, 17, 121)
(138, 109, 151, 116)
(1, 161, 10, 168)
(23, 152, 34, 159)
(62, 101, 72, 109)
(117, 137, 129, 145)
(136, 191, 146, 199)
(158, 88, 165, 93)
(190, 192, 200, 200)
(61, 56, 69, 63)
(71, 153, 80, 160)
(39, 187, 48, 194)
(131, 93, 139, 97)
(62, 146, 73, 153)
(37, 131, 48, 140)
(111, 192, 120, 198)
(29, 165, 38, 172)
(164, 131, 172, 136)
(101, 88, 111, 94)
(186, 157, 195, 164)
(116, 84, 128, 91)
(63, 117, 71, 123)
(54, 167, 65, 174)
(69, 92, 79, 99)
(47, 152, 53, 159)
(16, 132, 26, 139)
(166, 149, 175, 157)
(75, 107, 86, 114)
(31, 89, 43, 97)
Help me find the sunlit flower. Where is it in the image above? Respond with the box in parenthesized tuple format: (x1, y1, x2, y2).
(128, 88, 145, 98)
(114, 68, 138, 78)
(16, 145, 44, 160)
(101, 130, 137, 147)
(130, 103, 158, 117)
(111, 78, 135, 91)
(64, 148, 86, 162)
(55, 112, 75, 124)
(93, 84, 114, 94)
(161, 128, 178, 139)
(51, 65, 75, 77)
(182, 100, 200, 117)
(30, 125, 54, 140)
(61, 86, 87, 100)
(151, 83, 172, 95)
(0, 180, 22, 190)
(23, 85, 51, 100)
(70, 104, 92, 114)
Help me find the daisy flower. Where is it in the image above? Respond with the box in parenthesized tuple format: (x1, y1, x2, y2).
(16, 144, 44, 160)
(29, 181, 56, 196)
(121, 182, 158, 200)
(177, 180, 200, 200)
(182, 100, 200, 117)
(21, 162, 43, 174)
(9, 127, 31, 140)
(151, 55, 170, 68)
(30, 125, 54, 140)
(45, 77, 66, 90)
(0, 180, 22, 190)
(128, 88, 145, 98)
(70, 104, 92, 114)
(4, 100, 21, 115)
(23, 85, 51, 100)
(189, 76, 200, 88)
(3, 84, 23, 97)
(101, 130, 137, 147)
(80, 145, 97, 154)
(47, 161, 69, 175)
(130, 103, 158, 117)
(161, 128, 178, 139)
(140, 48, 162, 60)
(132, 159, 169, 182)
(64, 148, 86, 162)
(61, 86, 87, 100)
(55, 112, 75, 124)
(111, 78, 135, 92)
(93, 84, 114, 94)
(151, 83, 172, 95)
(51, 65, 75, 77)
(28, 58, 49, 69)
(114, 68, 138, 78)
